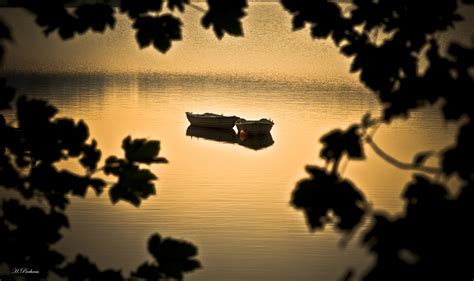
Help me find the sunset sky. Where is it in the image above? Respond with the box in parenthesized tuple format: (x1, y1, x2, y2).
(0, 3, 472, 78)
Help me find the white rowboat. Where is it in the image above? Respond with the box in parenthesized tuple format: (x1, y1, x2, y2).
(186, 112, 240, 129)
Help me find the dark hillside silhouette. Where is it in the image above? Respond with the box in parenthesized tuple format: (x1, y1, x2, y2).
(1, 0, 473, 280)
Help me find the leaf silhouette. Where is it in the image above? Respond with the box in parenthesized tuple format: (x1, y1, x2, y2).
(168, 0, 189, 12)
(74, 3, 116, 33)
(149, 234, 201, 279)
(320, 124, 365, 165)
(0, 78, 16, 109)
(120, 0, 163, 19)
(109, 165, 157, 206)
(133, 14, 182, 53)
(132, 233, 201, 280)
(54, 118, 89, 157)
(63, 255, 123, 281)
(201, 0, 247, 39)
(291, 166, 366, 232)
(0, 19, 12, 63)
(80, 139, 102, 172)
(122, 136, 168, 164)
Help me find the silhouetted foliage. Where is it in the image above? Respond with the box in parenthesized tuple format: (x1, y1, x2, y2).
(359, 175, 474, 281)
(320, 125, 365, 171)
(132, 234, 200, 280)
(120, 0, 164, 19)
(0, 0, 249, 279)
(60, 234, 200, 281)
(0, 77, 14, 109)
(201, 0, 247, 39)
(0, 78, 199, 279)
(132, 14, 182, 52)
(62, 255, 124, 281)
(280, 0, 473, 280)
(20, 0, 115, 39)
(0, 19, 11, 63)
(291, 166, 366, 232)
(1, 0, 473, 280)
(5, 0, 248, 53)
(168, 0, 189, 13)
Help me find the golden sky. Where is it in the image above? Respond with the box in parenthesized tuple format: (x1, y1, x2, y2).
(0, 3, 356, 78)
(0, 3, 472, 78)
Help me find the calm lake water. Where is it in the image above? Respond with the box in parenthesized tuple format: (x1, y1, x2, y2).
(4, 72, 458, 281)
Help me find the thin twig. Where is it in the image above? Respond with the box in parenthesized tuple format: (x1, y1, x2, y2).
(339, 156, 349, 176)
(374, 27, 381, 44)
(332, 157, 342, 175)
(367, 121, 381, 138)
(188, 2, 206, 13)
(90, 166, 106, 176)
(365, 136, 441, 174)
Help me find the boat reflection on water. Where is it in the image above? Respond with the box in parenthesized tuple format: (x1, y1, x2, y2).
(186, 126, 274, 150)
(186, 125, 238, 144)
(237, 133, 274, 150)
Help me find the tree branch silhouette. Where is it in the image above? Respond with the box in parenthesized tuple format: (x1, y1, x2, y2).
(365, 136, 441, 174)
(284, 1, 473, 281)
(188, 2, 206, 13)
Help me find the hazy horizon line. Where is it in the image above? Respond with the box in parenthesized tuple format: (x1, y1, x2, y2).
(1, 68, 362, 88)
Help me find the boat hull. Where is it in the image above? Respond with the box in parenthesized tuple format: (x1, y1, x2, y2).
(236, 119, 274, 135)
(186, 112, 239, 129)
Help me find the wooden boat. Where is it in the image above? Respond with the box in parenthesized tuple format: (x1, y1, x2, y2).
(235, 118, 274, 135)
(186, 112, 239, 129)
(186, 125, 238, 144)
